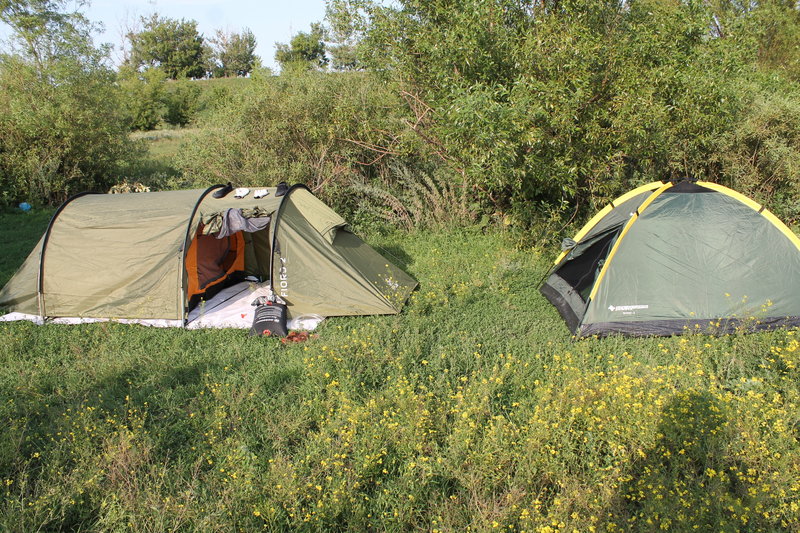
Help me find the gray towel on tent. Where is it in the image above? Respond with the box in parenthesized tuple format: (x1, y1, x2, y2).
(216, 208, 270, 239)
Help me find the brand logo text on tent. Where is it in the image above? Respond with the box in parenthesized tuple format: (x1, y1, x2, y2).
(608, 304, 649, 312)
(279, 257, 289, 298)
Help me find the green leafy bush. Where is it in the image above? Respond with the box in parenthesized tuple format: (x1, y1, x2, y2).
(0, 55, 138, 205)
(177, 69, 479, 229)
(178, 70, 422, 218)
(125, 14, 207, 79)
(163, 79, 202, 127)
(326, 0, 800, 234)
(118, 66, 168, 131)
(719, 86, 800, 226)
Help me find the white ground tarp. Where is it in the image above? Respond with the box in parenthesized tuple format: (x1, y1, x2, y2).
(0, 282, 324, 330)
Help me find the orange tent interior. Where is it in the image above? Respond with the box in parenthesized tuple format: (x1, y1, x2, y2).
(185, 226, 246, 301)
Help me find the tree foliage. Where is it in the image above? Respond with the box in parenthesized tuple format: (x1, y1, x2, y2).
(0, 1, 137, 205)
(719, 86, 800, 224)
(118, 65, 167, 131)
(5, 0, 800, 226)
(322, 0, 800, 228)
(325, 0, 367, 70)
(274, 23, 328, 70)
(162, 79, 202, 126)
(209, 28, 258, 77)
(126, 14, 207, 79)
(0, 0, 98, 67)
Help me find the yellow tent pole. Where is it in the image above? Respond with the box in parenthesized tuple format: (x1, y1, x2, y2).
(699, 181, 800, 252)
(553, 181, 665, 265)
(587, 182, 674, 302)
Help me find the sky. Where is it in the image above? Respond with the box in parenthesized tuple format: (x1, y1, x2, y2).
(86, 0, 329, 69)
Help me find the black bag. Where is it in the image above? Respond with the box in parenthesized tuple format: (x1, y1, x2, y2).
(250, 298, 288, 337)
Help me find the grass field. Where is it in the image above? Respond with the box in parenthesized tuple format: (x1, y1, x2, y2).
(123, 76, 254, 188)
(125, 128, 203, 186)
(1, 209, 799, 531)
(130, 128, 201, 160)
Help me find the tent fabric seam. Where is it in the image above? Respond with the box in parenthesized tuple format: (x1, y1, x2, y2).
(579, 315, 800, 338)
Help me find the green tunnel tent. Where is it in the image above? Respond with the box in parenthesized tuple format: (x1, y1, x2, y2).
(541, 180, 800, 337)
(0, 184, 417, 327)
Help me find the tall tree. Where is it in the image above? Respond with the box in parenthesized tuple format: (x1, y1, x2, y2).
(274, 22, 328, 70)
(324, 0, 368, 70)
(0, 0, 135, 204)
(126, 14, 206, 79)
(0, 0, 99, 68)
(209, 27, 258, 77)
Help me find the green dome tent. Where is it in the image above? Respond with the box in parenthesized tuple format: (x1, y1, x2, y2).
(541, 180, 800, 337)
(0, 184, 417, 328)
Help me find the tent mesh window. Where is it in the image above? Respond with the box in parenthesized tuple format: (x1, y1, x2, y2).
(556, 229, 619, 301)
